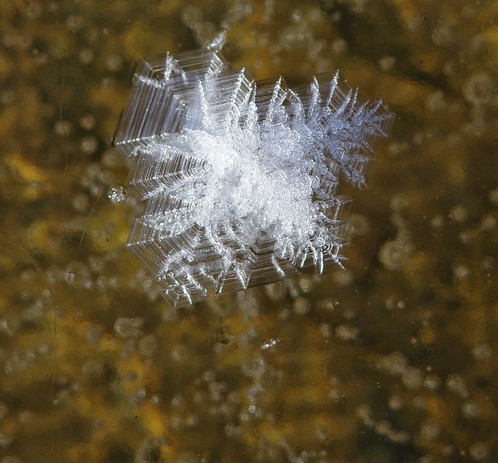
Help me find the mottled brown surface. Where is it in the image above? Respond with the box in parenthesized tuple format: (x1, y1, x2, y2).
(0, 1, 497, 462)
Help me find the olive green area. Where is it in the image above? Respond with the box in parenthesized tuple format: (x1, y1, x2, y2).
(0, 1, 497, 462)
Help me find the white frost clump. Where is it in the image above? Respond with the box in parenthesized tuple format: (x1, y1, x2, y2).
(114, 49, 393, 306)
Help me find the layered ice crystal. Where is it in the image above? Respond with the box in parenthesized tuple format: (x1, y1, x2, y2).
(114, 49, 393, 306)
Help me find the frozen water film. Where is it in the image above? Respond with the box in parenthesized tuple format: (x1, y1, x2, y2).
(114, 49, 393, 306)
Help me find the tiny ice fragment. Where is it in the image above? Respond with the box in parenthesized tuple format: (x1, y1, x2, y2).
(107, 184, 127, 204)
(261, 337, 283, 351)
(114, 49, 393, 307)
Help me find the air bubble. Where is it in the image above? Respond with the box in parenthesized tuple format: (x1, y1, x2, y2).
(472, 343, 492, 361)
(0, 431, 14, 448)
(425, 91, 446, 111)
(105, 54, 123, 72)
(431, 215, 444, 229)
(215, 326, 234, 346)
(138, 335, 158, 357)
(388, 395, 403, 410)
(66, 15, 84, 32)
(469, 442, 489, 461)
(78, 49, 94, 64)
(293, 296, 311, 315)
(447, 374, 469, 398)
(480, 214, 496, 231)
(242, 357, 265, 378)
(402, 367, 423, 389)
(79, 114, 96, 130)
(453, 264, 470, 280)
(378, 55, 396, 72)
(335, 324, 358, 341)
(462, 400, 481, 419)
(332, 269, 353, 286)
(423, 374, 441, 390)
(72, 193, 90, 212)
(53, 120, 72, 136)
(432, 24, 454, 46)
(379, 239, 411, 270)
(0, 403, 8, 420)
(419, 420, 440, 442)
(114, 317, 143, 338)
(489, 187, 498, 206)
(463, 72, 495, 105)
(449, 205, 468, 223)
(1, 457, 23, 463)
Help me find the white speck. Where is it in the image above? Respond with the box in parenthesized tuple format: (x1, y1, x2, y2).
(107, 184, 127, 204)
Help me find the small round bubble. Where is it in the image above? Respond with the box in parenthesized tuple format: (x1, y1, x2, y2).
(463, 72, 495, 105)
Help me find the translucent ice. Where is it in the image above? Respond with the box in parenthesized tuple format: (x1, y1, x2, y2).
(114, 49, 393, 306)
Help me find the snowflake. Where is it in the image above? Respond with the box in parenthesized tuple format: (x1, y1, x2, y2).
(114, 49, 393, 306)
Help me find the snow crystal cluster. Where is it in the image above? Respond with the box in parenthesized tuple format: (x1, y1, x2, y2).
(114, 49, 393, 306)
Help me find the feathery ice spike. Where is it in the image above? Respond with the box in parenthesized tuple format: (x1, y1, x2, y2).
(114, 49, 393, 307)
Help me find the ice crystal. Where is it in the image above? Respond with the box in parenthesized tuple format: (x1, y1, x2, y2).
(114, 49, 393, 306)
